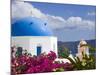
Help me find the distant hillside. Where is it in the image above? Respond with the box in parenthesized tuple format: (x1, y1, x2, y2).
(58, 39, 96, 55)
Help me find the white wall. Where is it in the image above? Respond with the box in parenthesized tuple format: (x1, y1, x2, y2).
(11, 37, 30, 50)
(50, 37, 58, 56)
(11, 36, 58, 56)
(29, 36, 57, 56)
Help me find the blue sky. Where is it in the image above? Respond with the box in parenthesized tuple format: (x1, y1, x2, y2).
(29, 2, 96, 42)
(12, 1, 96, 42)
(29, 2, 96, 21)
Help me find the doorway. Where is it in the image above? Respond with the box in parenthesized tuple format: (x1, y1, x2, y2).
(37, 46, 41, 56)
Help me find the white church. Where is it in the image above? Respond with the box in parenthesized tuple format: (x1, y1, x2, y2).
(11, 17, 58, 56)
(11, 16, 89, 61)
(76, 39, 89, 60)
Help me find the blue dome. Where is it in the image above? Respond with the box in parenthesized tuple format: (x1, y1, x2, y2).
(11, 17, 53, 36)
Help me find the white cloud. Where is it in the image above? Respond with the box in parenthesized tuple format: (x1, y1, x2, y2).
(12, 0, 45, 19)
(88, 11, 96, 16)
(45, 16, 95, 30)
(66, 17, 95, 30)
(11, 0, 67, 29)
(44, 15, 66, 29)
(12, 0, 95, 30)
(12, 1, 32, 19)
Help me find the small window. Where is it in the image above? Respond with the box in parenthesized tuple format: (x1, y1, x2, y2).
(44, 23, 47, 26)
(29, 22, 33, 25)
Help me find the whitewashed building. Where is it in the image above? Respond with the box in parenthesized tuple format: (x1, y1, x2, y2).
(76, 40, 89, 60)
(11, 17, 58, 56)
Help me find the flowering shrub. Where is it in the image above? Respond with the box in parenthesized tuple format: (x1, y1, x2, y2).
(11, 49, 73, 74)
(67, 52, 96, 70)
